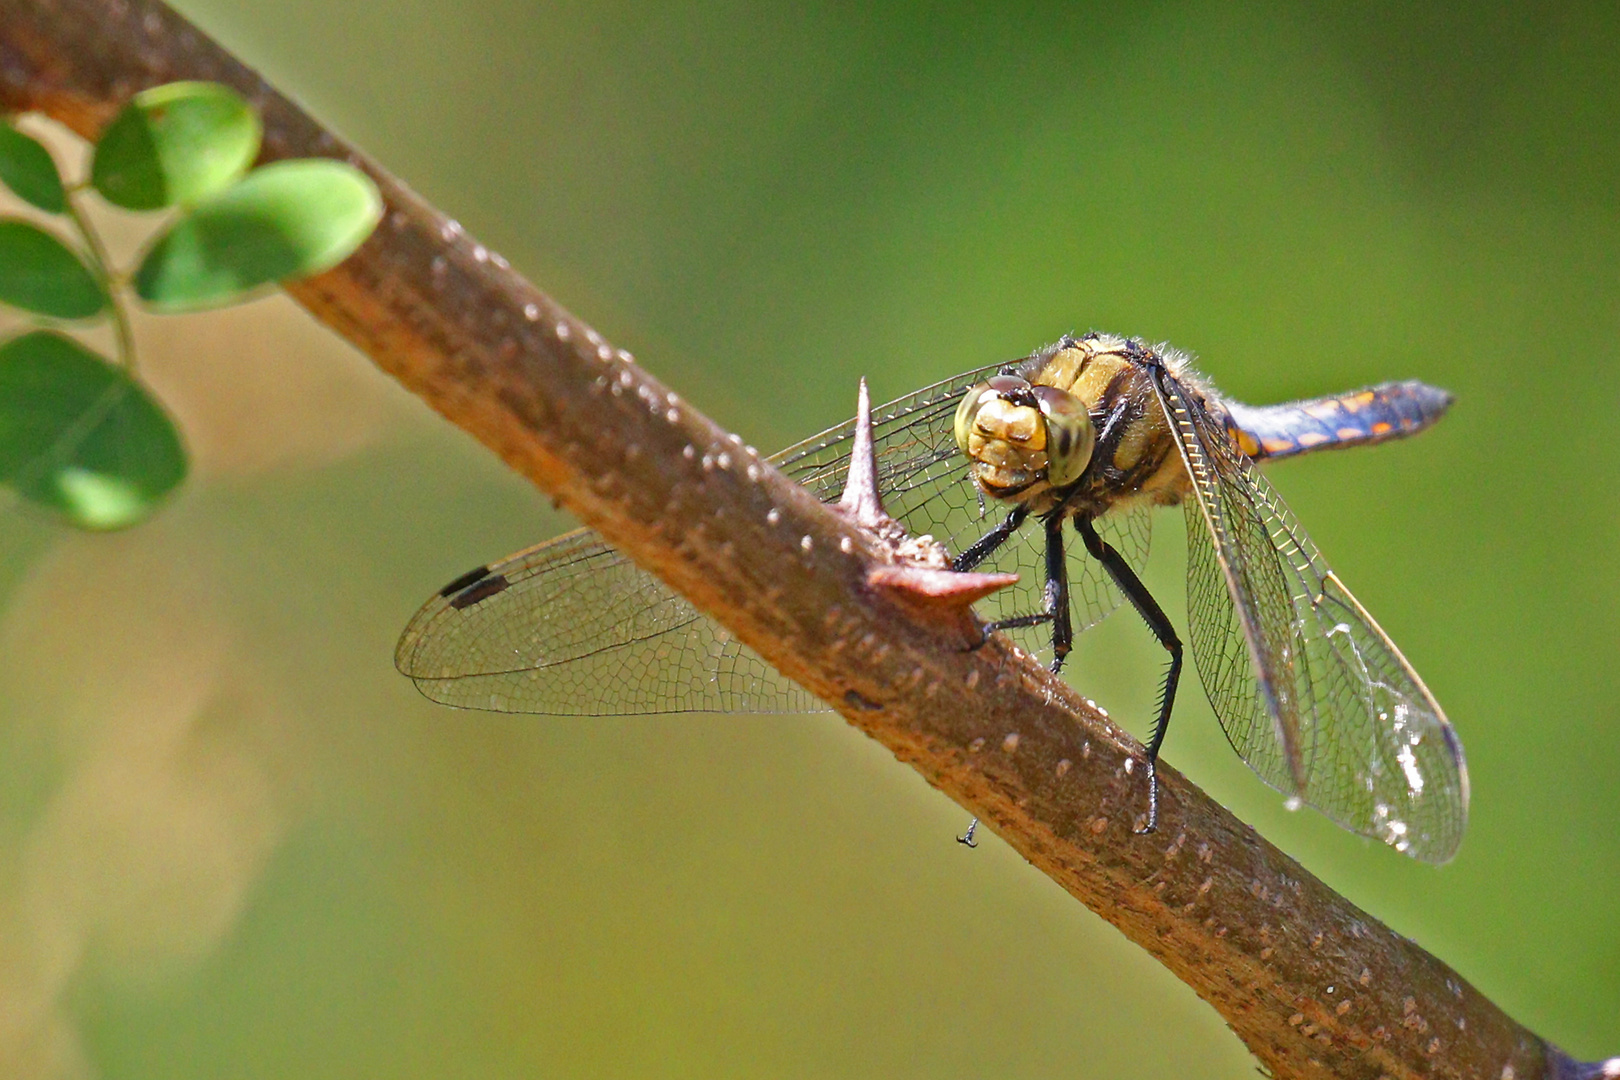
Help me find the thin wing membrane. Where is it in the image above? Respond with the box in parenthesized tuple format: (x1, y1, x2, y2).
(398, 363, 1149, 714)
(396, 529, 816, 714)
(1158, 372, 1468, 862)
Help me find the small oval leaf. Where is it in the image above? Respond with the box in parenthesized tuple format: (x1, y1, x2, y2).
(0, 123, 67, 213)
(0, 330, 187, 529)
(91, 81, 262, 210)
(134, 160, 382, 311)
(0, 220, 107, 318)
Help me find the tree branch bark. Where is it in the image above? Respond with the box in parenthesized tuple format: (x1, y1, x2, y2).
(1, 3, 1609, 1078)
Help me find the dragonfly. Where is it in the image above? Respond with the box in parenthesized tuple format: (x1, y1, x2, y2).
(397, 332, 1469, 863)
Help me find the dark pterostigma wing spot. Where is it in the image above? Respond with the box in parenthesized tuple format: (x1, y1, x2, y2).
(439, 565, 492, 598)
(448, 573, 511, 610)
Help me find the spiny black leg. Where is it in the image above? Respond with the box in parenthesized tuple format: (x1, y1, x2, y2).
(1043, 515, 1072, 671)
(980, 515, 1072, 671)
(958, 504, 1037, 655)
(1075, 517, 1183, 834)
(954, 504, 1029, 572)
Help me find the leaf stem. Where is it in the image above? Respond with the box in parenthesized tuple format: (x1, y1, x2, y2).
(61, 184, 136, 370)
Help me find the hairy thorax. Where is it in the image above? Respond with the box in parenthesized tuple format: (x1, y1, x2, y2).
(962, 334, 1214, 522)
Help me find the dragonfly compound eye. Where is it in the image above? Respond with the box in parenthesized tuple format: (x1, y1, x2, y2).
(1031, 384, 1095, 488)
(954, 381, 1012, 457)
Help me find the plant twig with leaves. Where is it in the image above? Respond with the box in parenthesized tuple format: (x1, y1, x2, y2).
(0, 80, 380, 528)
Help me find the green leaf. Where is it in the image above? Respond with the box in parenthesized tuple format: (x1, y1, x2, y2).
(0, 123, 67, 213)
(0, 331, 186, 530)
(91, 81, 261, 210)
(134, 159, 382, 311)
(0, 219, 107, 318)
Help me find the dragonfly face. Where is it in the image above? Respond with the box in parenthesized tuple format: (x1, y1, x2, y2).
(952, 373, 1096, 497)
(398, 331, 1469, 863)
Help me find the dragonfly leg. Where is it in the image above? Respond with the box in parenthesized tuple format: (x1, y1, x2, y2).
(958, 504, 1035, 653)
(977, 515, 1073, 671)
(1044, 515, 1073, 671)
(1075, 517, 1182, 834)
(954, 503, 1029, 571)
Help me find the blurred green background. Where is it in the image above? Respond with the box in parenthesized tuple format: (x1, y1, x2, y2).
(0, 1, 1616, 1076)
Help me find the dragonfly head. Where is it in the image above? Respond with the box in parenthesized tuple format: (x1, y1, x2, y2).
(953, 375, 1095, 499)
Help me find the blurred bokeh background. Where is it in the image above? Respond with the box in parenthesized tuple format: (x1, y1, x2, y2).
(0, 1, 1616, 1076)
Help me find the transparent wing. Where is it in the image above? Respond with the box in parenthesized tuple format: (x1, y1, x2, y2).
(1157, 373, 1469, 862)
(397, 363, 1149, 715)
(395, 529, 818, 714)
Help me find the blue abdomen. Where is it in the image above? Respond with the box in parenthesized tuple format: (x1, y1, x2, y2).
(1224, 380, 1453, 461)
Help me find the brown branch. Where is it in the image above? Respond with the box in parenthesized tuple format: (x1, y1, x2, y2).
(0, 4, 1609, 1079)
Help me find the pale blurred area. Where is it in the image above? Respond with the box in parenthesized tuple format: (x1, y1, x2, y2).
(0, 3, 1616, 1078)
(0, 119, 423, 1077)
(0, 533, 283, 1076)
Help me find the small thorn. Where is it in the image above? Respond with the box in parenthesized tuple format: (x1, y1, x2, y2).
(837, 377, 887, 528)
(867, 566, 1019, 609)
(869, 565, 1019, 649)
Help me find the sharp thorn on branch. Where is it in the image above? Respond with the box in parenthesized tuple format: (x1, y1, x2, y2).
(833, 378, 1018, 626)
(837, 377, 888, 529)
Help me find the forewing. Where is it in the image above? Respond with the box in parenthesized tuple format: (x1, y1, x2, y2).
(398, 363, 1149, 714)
(1158, 373, 1468, 862)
